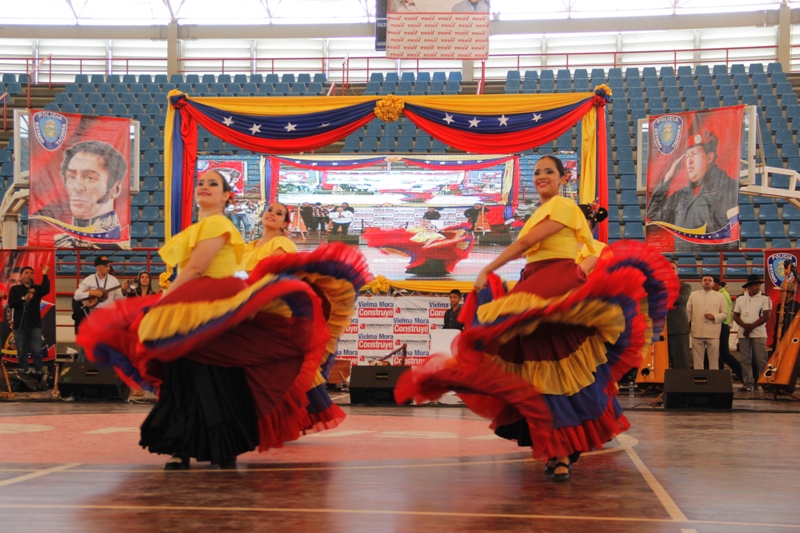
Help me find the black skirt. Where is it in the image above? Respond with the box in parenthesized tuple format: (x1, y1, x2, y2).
(140, 358, 259, 464)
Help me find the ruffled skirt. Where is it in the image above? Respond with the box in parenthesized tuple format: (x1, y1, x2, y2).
(78, 243, 371, 457)
(395, 240, 677, 459)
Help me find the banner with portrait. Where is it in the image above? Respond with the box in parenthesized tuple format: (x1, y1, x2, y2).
(386, 0, 490, 60)
(0, 250, 57, 367)
(28, 111, 131, 249)
(644, 106, 743, 253)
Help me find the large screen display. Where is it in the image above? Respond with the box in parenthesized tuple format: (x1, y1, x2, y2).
(269, 154, 579, 282)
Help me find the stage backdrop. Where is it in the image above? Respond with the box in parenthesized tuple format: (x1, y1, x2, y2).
(386, 0, 490, 60)
(336, 295, 451, 365)
(0, 250, 57, 367)
(28, 111, 131, 250)
(644, 106, 742, 252)
(164, 89, 612, 245)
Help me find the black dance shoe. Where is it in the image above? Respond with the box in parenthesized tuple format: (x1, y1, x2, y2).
(551, 461, 573, 482)
(164, 455, 189, 470)
(544, 458, 557, 476)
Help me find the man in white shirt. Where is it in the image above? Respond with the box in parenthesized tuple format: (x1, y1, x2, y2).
(451, 0, 490, 12)
(733, 275, 772, 392)
(686, 274, 728, 370)
(73, 255, 126, 362)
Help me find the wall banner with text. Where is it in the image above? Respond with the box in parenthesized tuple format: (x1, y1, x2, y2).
(387, 0, 490, 60)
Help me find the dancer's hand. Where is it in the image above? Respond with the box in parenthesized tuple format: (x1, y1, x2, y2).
(474, 270, 489, 291)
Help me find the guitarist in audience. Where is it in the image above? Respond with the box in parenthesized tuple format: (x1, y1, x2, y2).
(72, 256, 125, 362)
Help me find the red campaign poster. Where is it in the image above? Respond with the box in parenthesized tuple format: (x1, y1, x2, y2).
(763, 249, 800, 348)
(0, 250, 57, 366)
(28, 111, 131, 249)
(644, 106, 743, 253)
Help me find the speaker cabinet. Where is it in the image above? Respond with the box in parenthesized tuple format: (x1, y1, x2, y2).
(58, 362, 131, 401)
(349, 366, 409, 404)
(664, 369, 733, 409)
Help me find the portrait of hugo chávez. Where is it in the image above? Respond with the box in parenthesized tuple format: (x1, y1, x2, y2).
(646, 129, 739, 251)
(53, 140, 130, 250)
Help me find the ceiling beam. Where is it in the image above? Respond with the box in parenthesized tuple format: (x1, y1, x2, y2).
(0, 9, 792, 41)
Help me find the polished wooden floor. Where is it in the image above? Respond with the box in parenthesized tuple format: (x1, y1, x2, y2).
(0, 392, 799, 533)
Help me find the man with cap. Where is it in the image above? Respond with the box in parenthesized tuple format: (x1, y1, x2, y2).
(72, 256, 126, 362)
(687, 274, 729, 369)
(646, 129, 739, 251)
(713, 275, 743, 380)
(733, 274, 772, 392)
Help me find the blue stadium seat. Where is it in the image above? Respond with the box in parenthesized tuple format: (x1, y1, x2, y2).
(740, 221, 762, 240)
(620, 190, 639, 207)
(701, 257, 721, 277)
(369, 73, 384, 83)
(758, 203, 780, 221)
(151, 223, 165, 239)
(725, 257, 750, 278)
(142, 177, 161, 191)
(360, 136, 378, 152)
(265, 74, 279, 84)
(782, 204, 800, 221)
(739, 203, 756, 222)
(131, 193, 150, 207)
(140, 206, 160, 223)
(131, 222, 150, 240)
(764, 221, 787, 240)
(384, 72, 398, 83)
(396, 137, 414, 152)
(313, 73, 327, 84)
(621, 205, 641, 223)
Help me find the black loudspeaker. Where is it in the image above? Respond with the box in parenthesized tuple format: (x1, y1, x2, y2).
(58, 363, 130, 401)
(327, 234, 360, 245)
(664, 369, 733, 409)
(349, 366, 410, 404)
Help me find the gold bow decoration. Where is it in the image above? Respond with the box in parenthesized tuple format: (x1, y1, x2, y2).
(374, 95, 404, 123)
(159, 265, 174, 291)
(371, 274, 391, 294)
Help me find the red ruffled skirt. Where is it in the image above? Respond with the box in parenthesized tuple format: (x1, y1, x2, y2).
(395, 240, 678, 459)
(78, 243, 371, 455)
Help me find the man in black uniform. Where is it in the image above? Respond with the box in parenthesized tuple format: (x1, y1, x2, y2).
(8, 264, 50, 374)
(666, 261, 691, 369)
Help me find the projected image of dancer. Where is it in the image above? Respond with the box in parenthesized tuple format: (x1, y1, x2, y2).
(77, 172, 370, 470)
(395, 155, 678, 482)
(362, 219, 474, 277)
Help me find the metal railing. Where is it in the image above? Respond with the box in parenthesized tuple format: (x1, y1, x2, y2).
(0, 43, 787, 86)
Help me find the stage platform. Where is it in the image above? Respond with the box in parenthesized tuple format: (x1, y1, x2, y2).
(1, 394, 799, 533)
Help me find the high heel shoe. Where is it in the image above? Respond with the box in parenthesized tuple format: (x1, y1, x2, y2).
(164, 454, 190, 471)
(544, 458, 557, 476)
(551, 461, 573, 482)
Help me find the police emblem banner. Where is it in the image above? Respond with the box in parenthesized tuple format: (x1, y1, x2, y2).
(645, 106, 743, 252)
(28, 111, 131, 249)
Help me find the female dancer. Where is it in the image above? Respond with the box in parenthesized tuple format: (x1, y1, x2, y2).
(240, 201, 347, 434)
(78, 171, 370, 470)
(125, 271, 157, 297)
(396, 155, 677, 481)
